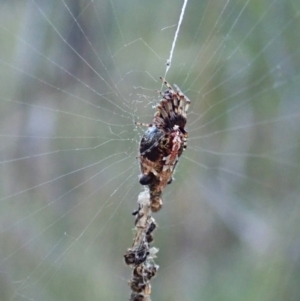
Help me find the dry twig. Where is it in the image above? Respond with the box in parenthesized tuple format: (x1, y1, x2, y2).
(124, 189, 159, 301)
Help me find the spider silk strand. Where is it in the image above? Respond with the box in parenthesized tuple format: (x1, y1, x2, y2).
(165, 0, 189, 75)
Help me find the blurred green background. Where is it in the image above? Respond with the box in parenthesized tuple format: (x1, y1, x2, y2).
(0, 0, 300, 300)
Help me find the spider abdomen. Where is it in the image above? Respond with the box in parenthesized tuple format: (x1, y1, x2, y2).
(140, 126, 164, 162)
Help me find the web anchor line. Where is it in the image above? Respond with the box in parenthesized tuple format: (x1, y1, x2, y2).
(165, 0, 189, 76)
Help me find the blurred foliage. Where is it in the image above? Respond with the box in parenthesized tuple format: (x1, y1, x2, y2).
(0, 0, 300, 300)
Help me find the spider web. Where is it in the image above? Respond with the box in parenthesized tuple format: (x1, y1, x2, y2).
(0, 0, 300, 300)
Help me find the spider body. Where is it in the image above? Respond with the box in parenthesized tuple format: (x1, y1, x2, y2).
(136, 77, 190, 212)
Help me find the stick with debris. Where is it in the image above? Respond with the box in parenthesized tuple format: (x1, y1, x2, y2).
(124, 189, 159, 301)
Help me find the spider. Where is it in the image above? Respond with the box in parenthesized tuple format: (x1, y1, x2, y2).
(136, 77, 190, 212)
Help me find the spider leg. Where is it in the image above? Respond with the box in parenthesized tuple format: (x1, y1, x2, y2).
(156, 89, 175, 117)
(159, 76, 173, 90)
(174, 84, 190, 117)
(157, 104, 169, 120)
(173, 84, 184, 115)
(184, 97, 191, 115)
(160, 77, 181, 114)
(153, 114, 165, 128)
(135, 121, 152, 127)
(161, 99, 174, 119)
(166, 98, 174, 116)
(178, 93, 185, 116)
(183, 132, 188, 150)
(173, 84, 181, 93)
(173, 95, 179, 114)
(173, 85, 182, 114)
(156, 89, 173, 103)
(183, 138, 187, 150)
(167, 98, 176, 119)
(156, 89, 165, 98)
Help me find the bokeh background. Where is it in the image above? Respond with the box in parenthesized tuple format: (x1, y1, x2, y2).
(0, 0, 300, 300)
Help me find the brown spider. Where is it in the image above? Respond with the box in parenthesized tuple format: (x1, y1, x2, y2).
(136, 77, 190, 212)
